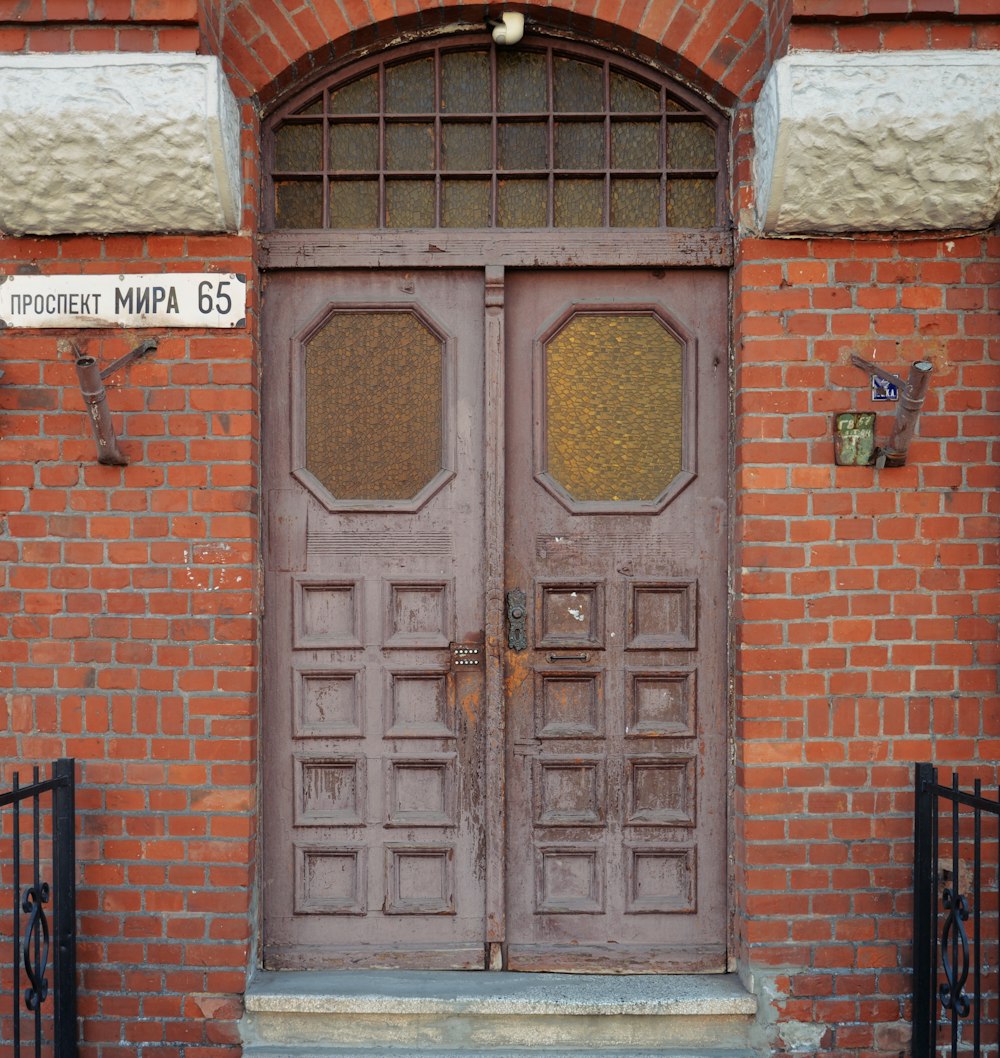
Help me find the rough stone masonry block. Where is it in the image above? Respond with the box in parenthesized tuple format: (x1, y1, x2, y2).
(753, 51, 1000, 233)
(0, 53, 242, 235)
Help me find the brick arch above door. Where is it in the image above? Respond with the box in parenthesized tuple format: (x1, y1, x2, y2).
(216, 1, 771, 110)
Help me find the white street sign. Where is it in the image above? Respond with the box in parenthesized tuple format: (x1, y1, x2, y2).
(0, 273, 247, 329)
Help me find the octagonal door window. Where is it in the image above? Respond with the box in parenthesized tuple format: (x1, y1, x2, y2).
(539, 309, 694, 512)
(296, 307, 453, 510)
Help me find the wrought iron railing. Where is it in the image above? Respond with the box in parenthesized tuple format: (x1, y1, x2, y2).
(0, 759, 77, 1058)
(913, 762, 999, 1058)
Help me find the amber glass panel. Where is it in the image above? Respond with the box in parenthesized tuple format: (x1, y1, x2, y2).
(498, 52, 547, 113)
(276, 124, 322, 171)
(329, 180, 378, 228)
(499, 123, 548, 170)
(305, 311, 443, 501)
(555, 122, 604, 170)
(545, 313, 682, 502)
(442, 180, 490, 227)
(386, 180, 435, 227)
(330, 123, 378, 171)
(498, 179, 547, 227)
(610, 72, 658, 113)
(441, 51, 490, 112)
(611, 121, 660, 170)
(554, 57, 604, 112)
(276, 180, 323, 227)
(386, 123, 434, 171)
(667, 122, 716, 169)
(554, 179, 603, 227)
(442, 123, 491, 170)
(386, 58, 434, 113)
(330, 74, 377, 115)
(611, 178, 659, 226)
(666, 179, 716, 227)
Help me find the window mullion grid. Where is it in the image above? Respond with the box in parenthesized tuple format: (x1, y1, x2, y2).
(546, 45, 555, 228)
(434, 46, 443, 228)
(490, 45, 498, 228)
(660, 83, 667, 226)
(322, 88, 330, 228)
(267, 38, 725, 233)
(603, 58, 611, 229)
(378, 62, 387, 228)
(713, 117, 723, 228)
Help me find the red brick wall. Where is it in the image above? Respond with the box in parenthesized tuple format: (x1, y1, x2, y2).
(218, 0, 770, 107)
(0, 232, 260, 1057)
(0, 0, 201, 52)
(733, 231, 1000, 1053)
(787, 0, 1000, 49)
(0, 1, 997, 1056)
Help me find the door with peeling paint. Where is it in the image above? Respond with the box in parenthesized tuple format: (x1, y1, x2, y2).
(262, 270, 488, 968)
(262, 266, 728, 972)
(502, 269, 729, 972)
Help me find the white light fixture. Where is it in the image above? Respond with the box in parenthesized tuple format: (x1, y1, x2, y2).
(491, 12, 524, 45)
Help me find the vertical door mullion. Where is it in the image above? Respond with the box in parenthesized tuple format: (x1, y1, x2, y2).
(483, 265, 507, 963)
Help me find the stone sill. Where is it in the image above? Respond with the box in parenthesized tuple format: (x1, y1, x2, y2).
(244, 969, 758, 1018)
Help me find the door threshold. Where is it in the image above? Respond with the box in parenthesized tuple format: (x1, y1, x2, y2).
(244, 968, 757, 1017)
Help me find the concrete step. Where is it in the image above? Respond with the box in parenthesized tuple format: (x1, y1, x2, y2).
(241, 970, 759, 1057)
(245, 1050, 756, 1058)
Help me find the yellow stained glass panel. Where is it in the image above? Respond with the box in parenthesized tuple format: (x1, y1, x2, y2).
(544, 313, 682, 502)
(306, 312, 443, 501)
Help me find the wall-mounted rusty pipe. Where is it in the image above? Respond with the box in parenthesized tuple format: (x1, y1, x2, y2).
(75, 354, 128, 466)
(850, 355, 934, 468)
(74, 340, 157, 466)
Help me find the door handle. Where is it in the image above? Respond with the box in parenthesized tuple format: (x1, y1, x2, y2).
(506, 588, 528, 651)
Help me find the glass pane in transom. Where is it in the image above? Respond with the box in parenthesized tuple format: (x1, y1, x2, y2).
(329, 123, 378, 171)
(498, 51, 547, 112)
(554, 57, 604, 112)
(276, 124, 323, 171)
(386, 57, 434, 113)
(555, 122, 605, 170)
(441, 50, 490, 112)
(330, 74, 378, 114)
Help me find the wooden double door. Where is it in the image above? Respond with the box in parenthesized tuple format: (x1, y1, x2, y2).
(262, 267, 728, 972)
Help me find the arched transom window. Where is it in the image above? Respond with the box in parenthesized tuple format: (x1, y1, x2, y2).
(265, 38, 725, 231)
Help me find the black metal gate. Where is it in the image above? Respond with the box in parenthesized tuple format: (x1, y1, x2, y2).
(1, 758, 77, 1058)
(913, 762, 999, 1058)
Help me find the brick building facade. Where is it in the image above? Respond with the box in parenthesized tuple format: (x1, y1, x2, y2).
(0, 1, 997, 1056)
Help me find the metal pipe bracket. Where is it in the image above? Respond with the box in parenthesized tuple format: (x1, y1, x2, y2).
(850, 355, 934, 467)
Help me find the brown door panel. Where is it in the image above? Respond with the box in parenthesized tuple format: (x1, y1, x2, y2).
(262, 270, 487, 969)
(502, 269, 728, 972)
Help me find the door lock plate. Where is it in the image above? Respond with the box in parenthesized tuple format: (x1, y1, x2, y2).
(506, 588, 528, 651)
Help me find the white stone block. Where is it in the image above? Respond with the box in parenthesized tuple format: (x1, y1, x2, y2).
(0, 53, 242, 236)
(754, 51, 1000, 233)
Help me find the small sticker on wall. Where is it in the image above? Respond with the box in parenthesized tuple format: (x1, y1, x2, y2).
(834, 412, 876, 467)
(871, 376, 899, 401)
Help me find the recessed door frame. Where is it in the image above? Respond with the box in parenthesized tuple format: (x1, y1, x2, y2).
(261, 255, 734, 971)
(259, 17, 735, 976)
